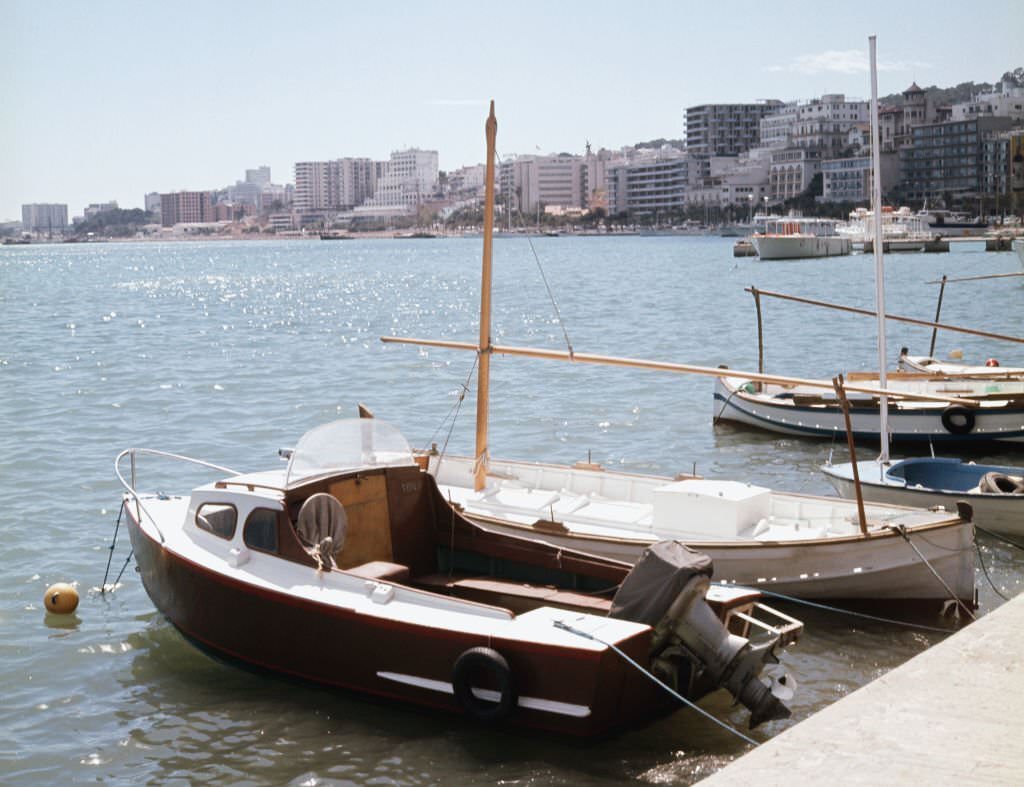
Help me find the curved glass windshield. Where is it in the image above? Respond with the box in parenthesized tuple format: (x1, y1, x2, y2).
(285, 419, 414, 486)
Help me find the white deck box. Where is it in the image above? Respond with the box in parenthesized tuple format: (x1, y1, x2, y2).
(652, 479, 771, 538)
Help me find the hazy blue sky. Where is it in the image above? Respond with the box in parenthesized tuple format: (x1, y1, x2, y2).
(2, 0, 1021, 221)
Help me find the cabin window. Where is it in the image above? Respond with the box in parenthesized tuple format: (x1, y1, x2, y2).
(195, 503, 237, 539)
(244, 508, 279, 553)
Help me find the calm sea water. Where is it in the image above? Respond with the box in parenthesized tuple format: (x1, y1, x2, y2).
(1, 236, 1021, 785)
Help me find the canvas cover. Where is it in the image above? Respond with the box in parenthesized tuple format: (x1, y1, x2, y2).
(609, 540, 713, 625)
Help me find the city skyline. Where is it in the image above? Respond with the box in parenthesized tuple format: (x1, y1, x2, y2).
(2, 0, 1022, 221)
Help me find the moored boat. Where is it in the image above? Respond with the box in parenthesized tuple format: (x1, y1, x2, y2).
(713, 371, 1024, 445)
(424, 451, 976, 608)
(823, 456, 1024, 538)
(115, 418, 800, 736)
(751, 217, 851, 260)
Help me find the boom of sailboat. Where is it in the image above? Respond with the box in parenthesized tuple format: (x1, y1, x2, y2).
(379, 335, 979, 407)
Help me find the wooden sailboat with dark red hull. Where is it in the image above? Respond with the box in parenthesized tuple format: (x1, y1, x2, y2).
(116, 419, 800, 737)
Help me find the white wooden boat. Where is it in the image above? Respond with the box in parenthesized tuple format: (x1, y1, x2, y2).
(425, 452, 975, 608)
(713, 372, 1024, 445)
(751, 217, 852, 260)
(823, 456, 1024, 538)
(115, 418, 801, 736)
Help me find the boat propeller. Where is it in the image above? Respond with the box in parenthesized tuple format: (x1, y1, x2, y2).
(759, 663, 797, 703)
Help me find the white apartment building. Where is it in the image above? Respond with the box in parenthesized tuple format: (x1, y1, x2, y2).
(294, 158, 376, 213)
(21, 203, 68, 233)
(499, 152, 602, 216)
(688, 148, 772, 208)
(951, 82, 1024, 122)
(362, 149, 438, 211)
(768, 147, 821, 203)
(605, 148, 687, 216)
(760, 94, 869, 158)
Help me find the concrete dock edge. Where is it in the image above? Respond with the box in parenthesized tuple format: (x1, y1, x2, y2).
(701, 592, 1024, 785)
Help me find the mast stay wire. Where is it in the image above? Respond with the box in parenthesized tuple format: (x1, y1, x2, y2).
(495, 149, 575, 359)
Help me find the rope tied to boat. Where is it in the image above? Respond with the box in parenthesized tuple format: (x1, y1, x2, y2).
(101, 500, 135, 594)
(888, 524, 976, 621)
(552, 619, 759, 747)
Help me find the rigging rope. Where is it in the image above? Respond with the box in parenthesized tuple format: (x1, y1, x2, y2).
(495, 150, 575, 358)
(553, 619, 759, 746)
(888, 524, 976, 621)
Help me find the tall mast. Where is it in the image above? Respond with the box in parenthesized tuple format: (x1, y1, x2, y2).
(474, 101, 497, 491)
(869, 36, 890, 463)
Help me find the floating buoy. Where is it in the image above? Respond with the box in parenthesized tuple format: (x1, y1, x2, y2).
(44, 583, 79, 615)
(985, 358, 1000, 367)
(949, 349, 964, 360)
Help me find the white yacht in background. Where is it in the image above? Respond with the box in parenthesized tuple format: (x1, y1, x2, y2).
(751, 217, 852, 260)
(840, 206, 933, 252)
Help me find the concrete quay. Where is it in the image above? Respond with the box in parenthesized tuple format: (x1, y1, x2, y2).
(702, 592, 1024, 786)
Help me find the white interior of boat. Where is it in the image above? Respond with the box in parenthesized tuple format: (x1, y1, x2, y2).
(428, 453, 934, 544)
(720, 373, 1023, 406)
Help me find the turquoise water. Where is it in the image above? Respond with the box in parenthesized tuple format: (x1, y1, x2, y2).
(1, 236, 1021, 784)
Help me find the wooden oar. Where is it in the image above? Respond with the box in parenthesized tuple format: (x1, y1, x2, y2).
(380, 336, 981, 406)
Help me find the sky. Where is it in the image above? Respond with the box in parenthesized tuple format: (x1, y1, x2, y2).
(1, 0, 1022, 222)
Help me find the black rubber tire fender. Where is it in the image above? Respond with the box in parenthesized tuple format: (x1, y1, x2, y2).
(940, 405, 976, 435)
(451, 646, 517, 721)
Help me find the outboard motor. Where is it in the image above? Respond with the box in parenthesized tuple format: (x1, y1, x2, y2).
(611, 540, 793, 728)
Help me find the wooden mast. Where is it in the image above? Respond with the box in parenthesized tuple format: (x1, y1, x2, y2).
(474, 101, 497, 491)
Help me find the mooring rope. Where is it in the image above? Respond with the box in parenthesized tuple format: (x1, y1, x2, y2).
(888, 524, 976, 621)
(553, 619, 759, 747)
(742, 588, 959, 634)
(101, 500, 127, 593)
(976, 525, 1024, 552)
(975, 541, 1009, 602)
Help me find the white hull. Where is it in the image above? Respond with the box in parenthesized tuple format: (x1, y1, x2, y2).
(752, 235, 852, 260)
(429, 454, 975, 605)
(823, 460, 1024, 538)
(713, 375, 1024, 445)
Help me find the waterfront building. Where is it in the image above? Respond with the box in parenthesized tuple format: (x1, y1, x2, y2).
(685, 101, 783, 157)
(900, 116, 1016, 205)
(951, 82, 1024, 123)
(159, 191, 214, 226)
(877, 82, 947, 153)
(82, 201, 119, 220)
(21, 203, 68, 234)
(294, 158, 377, 214)
(245, 166, 272, 187)
(768, 147, 821, 203)
(144, 192, 162, 220)
(759, 94, 867, 155)
(498, 153, 592, 216)
(821, 153, 900, 204)
(362, 149, 438, 212)
(605, 148, 687, 217)
(687, 149, 771, 211)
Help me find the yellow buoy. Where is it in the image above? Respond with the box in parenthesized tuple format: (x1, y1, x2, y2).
(44, 583, 79, 615)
